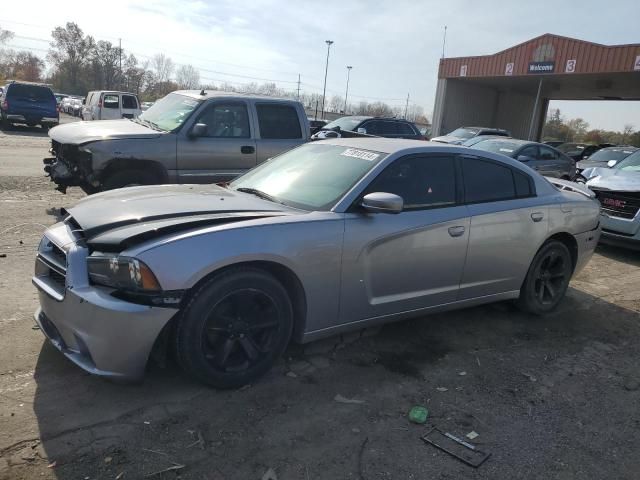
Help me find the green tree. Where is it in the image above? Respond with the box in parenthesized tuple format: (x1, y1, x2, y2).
(48, 22, 94, 93)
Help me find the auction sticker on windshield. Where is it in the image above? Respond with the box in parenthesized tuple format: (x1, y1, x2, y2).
(499, 148, 514, 153)
(341, 148, 380, 161)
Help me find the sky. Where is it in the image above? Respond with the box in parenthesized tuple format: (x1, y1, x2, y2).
(2, 0, 639, 131)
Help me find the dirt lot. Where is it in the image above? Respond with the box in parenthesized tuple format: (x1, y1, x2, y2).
(1, 120, 640, 480)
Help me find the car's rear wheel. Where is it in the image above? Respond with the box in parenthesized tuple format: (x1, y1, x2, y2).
(102, 169, 159, 190)
(517, 240, 573, 315)
(176, 267, 293, 389)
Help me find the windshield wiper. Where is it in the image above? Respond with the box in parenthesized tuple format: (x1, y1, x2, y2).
(235, 187, 283, 204)
(134, 117, 164, 131)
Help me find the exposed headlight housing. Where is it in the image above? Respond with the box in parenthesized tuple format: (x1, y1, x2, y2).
(87, 255, 161, 292)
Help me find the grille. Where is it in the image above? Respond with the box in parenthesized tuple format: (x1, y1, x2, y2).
(593, 190, 640, 220)
(37, 236, 67, 296)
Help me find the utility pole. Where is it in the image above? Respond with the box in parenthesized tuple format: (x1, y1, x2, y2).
(343, 66, 352, 114)
(404, 93, 410, 119)
(321, 40, 333, 120)
(297, 74, 301, 100)
(118, 38, 122, 90)
(441, 26, 447, 59)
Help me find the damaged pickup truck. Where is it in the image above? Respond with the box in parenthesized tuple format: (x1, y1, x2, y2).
(44, 90, 309, 193)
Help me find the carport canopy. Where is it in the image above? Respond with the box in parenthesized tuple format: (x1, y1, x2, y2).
(431, 34, 640, 140)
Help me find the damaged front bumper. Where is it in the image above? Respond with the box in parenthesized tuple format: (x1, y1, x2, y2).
(33, 221, 179, 381)
(44, 142, 96, 193)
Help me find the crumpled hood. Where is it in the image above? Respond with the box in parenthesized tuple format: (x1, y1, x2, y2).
(430, 135, 463, 144)
(49, 119, 161, 145)
(577, 159, 608, 170)
(586, 168, 640, 192)
(67, 184, 297, 249)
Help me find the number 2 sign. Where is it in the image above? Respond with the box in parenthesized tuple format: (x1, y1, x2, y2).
(565, 59, 577, 73)
(634, 55, 640, 71)
(505, 63, 514, 76)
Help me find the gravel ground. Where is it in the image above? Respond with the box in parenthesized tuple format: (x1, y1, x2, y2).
(1, 121, 639, 480)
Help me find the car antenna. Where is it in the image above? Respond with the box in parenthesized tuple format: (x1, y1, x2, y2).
(200, 89, 206, 96)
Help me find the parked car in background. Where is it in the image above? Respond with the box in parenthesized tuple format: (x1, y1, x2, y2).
(33, 138, 600, 387)
(60, 97, 73, 114)
(556, 143, 605, 161)
(45, 90, 310, 193)
(308, 118, 327, 135)
(71, 98, 84, 117)
(460, 134, 505, 147)
(82, 91, 141, 121)
(576, 146, 638, 173)
(585, 150, 640, 249)
(315, 116, 424, 140)
(54, 93, 68, 106)
(431, 126, 510, 145)
(0, 81, 59, 130)
(141, 101, 154, 111)
(470, 137, 576, 179)
(544, 140, 565, 148)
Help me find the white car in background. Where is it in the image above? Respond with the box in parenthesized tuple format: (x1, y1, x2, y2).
(82, 91, 141, 121)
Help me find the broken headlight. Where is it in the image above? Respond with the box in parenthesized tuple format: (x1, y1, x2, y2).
(87, 255, 161, 292)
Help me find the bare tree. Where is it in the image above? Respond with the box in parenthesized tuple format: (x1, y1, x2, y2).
(328, 95, 344, 113)
(175, 64, 200, 90)
(0, 26, 14, 44)
(622, 124, 635, 144)
(152, 53, 174, 84)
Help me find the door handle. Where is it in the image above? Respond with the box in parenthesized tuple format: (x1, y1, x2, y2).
(241, 146, 255, 154)
(448, 226, 465, 237)
(531, 212, 544, 222)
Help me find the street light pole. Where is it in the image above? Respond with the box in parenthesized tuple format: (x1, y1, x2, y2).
(321, 40, 333, 120)
(343, 65, 352, 114)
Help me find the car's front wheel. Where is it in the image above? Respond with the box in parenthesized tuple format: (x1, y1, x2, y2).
(176, 267, 294, 388)
(517, 240, 573, 315)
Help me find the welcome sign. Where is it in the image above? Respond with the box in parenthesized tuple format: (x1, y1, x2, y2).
(528, 61, 555, 73)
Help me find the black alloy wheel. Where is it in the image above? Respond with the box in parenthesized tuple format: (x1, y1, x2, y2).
(517, 240, 573, 315)
(176, 267, 293, 388)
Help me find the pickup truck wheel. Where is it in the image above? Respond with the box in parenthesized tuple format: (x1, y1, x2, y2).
(176, 267, 293, 389)
(102, 170, 158, 190)
(517, 240, 572, 315)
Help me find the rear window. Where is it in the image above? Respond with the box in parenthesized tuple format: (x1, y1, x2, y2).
(7, 84, 54, 102)
(103, 94, 119, 109)
(122, 95, 138, 109)
(462, 158, 517, 203)
(397, 122, 417, 135)
(256, 104, 302, 139)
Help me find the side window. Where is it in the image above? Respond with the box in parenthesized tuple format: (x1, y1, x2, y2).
(378, 121, 399, 135)
(256, 104, 302, 139)
(103, 94, 119, 109)
(462, 157, 517, 203)
(367, 155, 457, 209)
(122, 95, 138, 109)
(362, 121, 380, 135)
(397, 122, 416, 135)
(514, 170, 533, 198)
(195, 103, 250, 138)
(519, 146, 538, 158)
(539, 146, 559, 160)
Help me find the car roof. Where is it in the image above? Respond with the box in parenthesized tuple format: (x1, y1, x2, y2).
(474, 137, 532, 146)
(320, 137, 461, 154)
(174, 90, 300, 103)
(463, 126, 508, 131)
(599, 146, 638, 152)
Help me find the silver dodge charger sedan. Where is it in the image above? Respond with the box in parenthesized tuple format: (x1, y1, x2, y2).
(33, 139, 601, 388)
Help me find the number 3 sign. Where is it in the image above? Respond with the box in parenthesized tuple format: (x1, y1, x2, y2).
(565, 59, 577, 73)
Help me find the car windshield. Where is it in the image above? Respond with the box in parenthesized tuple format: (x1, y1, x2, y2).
(557, 143, 585, 153)
(462, 135, 498, 147)
(138, 93, 201, 131)
(614, 151, 640, 172)
(230, 143, 387, 211)
(470, 139, 524, 156)
(447, 127, 480, 139)
(586, 148, 636, 162)
(323, 117, 367, 131)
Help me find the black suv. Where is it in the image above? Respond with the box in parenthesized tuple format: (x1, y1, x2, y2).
(1, 81, 59, 130)
(315, 116, 424, 140)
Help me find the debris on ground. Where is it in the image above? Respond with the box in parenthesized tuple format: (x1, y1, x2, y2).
(0, 253, 6, 258)
(459, 371, 467, 376)
(47, 461, 56, 468)
(522, 372, 537, 382)
(624, 378, 640, 391)
(104, 456, 113, 464)
(334, 394, 365, 404)
(466, 431, 479, 440)
(422, 428, 491, 468)
(436, 387, 448, 392)
(408, 406, 429, 424)
(286, 371, 298, 378)
(261, 467, 278, 480)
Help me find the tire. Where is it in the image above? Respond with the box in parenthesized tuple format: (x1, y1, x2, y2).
(517, 240, 573, 315)
(101, 169, 159, 190)
(1, 115, 11, 130)
(175, 267, 293, 389)
(575, 174, 587, 184)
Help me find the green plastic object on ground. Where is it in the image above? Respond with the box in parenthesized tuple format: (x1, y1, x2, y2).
(409, 406, 429, 424)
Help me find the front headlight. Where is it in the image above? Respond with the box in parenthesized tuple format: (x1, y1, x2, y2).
(87, 255, 161, 292)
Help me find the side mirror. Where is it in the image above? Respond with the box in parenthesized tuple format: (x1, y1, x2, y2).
(607, 160, 618, 168)
(190, 123, 207, 138)
(517, 155, 533, 163)
(361, 192, 403, 214)
(357, 127, 367, 134)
